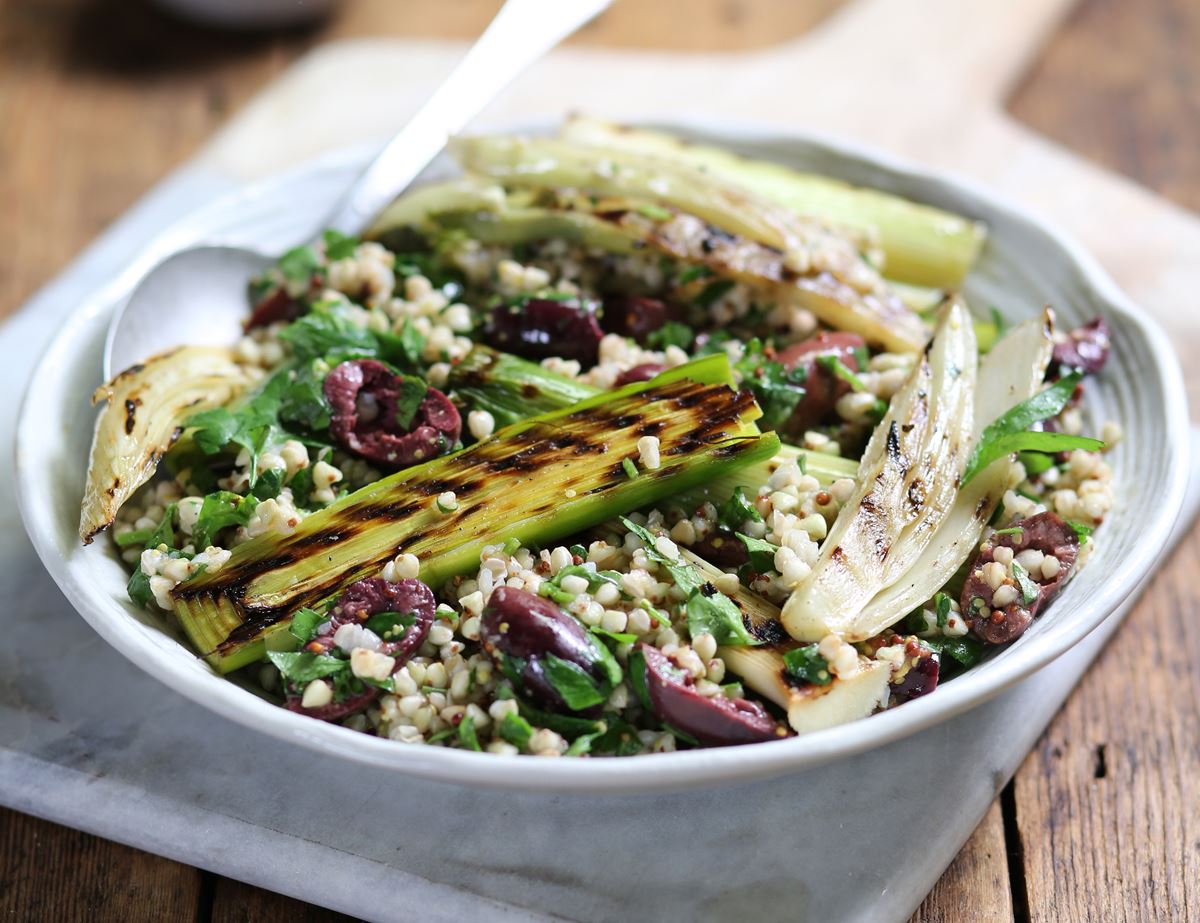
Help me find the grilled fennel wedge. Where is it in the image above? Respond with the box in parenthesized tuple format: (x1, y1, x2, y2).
(81, 347, 255, 543)
(782, 300, 978, 642)
(449, 136, 928, 353)
(172, 356, 779, 672)
(851, 310, 1056, 627)
(683, 552, 891, 734)
(559, 117, 986, 290)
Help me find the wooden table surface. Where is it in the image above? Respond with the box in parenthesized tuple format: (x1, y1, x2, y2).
(1, 1, 1197, 920)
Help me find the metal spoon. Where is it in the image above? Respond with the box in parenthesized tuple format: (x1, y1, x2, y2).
(103, 0, 610, 378)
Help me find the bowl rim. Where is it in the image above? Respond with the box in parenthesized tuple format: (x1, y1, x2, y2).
(14, 119, 1191, 793)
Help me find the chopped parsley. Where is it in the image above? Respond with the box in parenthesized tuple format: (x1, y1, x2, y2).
(962, 372, 1104, 485)
(782, 644, 832, 686)
(717, 485, 762, 531)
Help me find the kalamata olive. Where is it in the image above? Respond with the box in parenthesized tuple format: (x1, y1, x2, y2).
(601, 296, 687, 345)
(961, 512, 1080, 644)
(890, 647, 940, 704)
(774, 331, 867, 436)
(332, 576, 436, 662)
(245, 286, 304, 330)
(480, 586, 611, 714)
(285, 576, 436, 720)
(1052, 317, 1110, 376)
(689, 528, 749, 569)
(485, 297, 604, 366)
(324, 359, 460, 469)
(639, 644, 784, 746)
(614, 362, 667, 386)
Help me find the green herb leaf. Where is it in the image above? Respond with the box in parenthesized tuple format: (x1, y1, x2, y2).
(515, 697, 603, 740)
(694, 278, 735, 308)
(816, 354, 868, 392)
(622, 457, 639, 480)
(1017, 450, 1056, 476)
(458, 713, 483, 751)
(542, 654, 607, 711)
(377, 320, 427, 370)
(289, 607, 327, 644)
(277, 245, 321, 287)
(322, 229, 359, 262)
(277, 361, 333, 433)
(1066, 519, 1093, 540)
(717, 485, 762, 531)
(736, 532, 778, 573)
(391, 375, 429, 430)
(192, 490, 258, 549)
(782, 643, 832, 685)
(963, 373, 1104, 485)
(289, 465, 316, 508)
(115, 503, 178, 549)
(992, 526, 1025, 537)
(1011, 561, 1040, 605)
(677, 264, 713, 285)
(922, 636, 984, 669)
(686, 587, 757, 647)
(127, 567, 153, 608)
(363, 610, 416, 640)
(627, 647, 653, 710)
(267, 651, 348, 685)
(498, 712, 534, 749)
(935, 592, 953, 629)
(620, 517, 701, 596)
(590, 627, 638, 645)
(644, 321, 694, 352)
(278, 306, 377, 362)
(251, 468, 285, 502)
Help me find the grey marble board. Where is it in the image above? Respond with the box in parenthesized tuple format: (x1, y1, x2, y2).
(3, 157, 1197, 923)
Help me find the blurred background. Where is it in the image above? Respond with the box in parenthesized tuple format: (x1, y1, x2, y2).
(1, 0, 1197, 327)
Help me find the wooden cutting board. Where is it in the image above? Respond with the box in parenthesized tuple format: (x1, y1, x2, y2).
(196, 0, 1200, 417)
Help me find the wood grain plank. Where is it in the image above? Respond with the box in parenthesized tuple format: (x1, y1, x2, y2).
(1010, 528, 1200, 923)
(1008, 0, 1200, 213)
(909, 799, 1014, 923)
(0, 807, 203, 921)
(208, 876, 357, 923)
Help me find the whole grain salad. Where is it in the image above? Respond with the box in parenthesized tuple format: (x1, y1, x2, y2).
(80, 119, 1118, 757)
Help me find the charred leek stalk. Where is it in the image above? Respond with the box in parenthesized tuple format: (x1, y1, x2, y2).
(449, 346, 858, 489)
(684, 552, 891, 734)
(81, 347, 254, 543)
(782, 300, 978, 642)
(852, 310, 1056, 627)
(447, 345, 599, 427)
(560, 117, 986, 290)
(450, 136, 929, 353)
(172, 356, 779, 672)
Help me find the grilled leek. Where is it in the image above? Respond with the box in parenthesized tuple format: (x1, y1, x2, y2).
(449, 346, 859, 490)
(448, 345, 599, 427)
(172, 356, 779, 672)
(684, 551, 891, 734)
(451, 135, 929, 353)
(81, 347, 254, 543)
(782, 300, 978, 641)
(559, 116, 986, 290)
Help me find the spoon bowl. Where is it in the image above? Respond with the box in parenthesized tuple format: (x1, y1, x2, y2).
(104, 245, 271, 377)
(100, 0, 610, 380)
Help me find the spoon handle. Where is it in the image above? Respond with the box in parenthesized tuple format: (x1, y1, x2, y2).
(323, 0, 611, 236)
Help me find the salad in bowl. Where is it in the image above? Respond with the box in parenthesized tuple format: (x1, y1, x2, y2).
(78, 118, 1117, 758)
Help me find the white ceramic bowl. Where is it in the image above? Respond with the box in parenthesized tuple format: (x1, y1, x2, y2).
(14, 122, 1190, 793)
